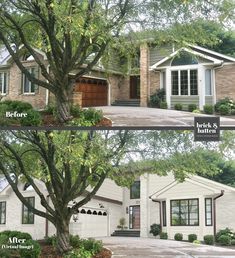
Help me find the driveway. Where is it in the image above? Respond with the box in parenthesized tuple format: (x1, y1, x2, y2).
(96, 106, 235, 127)
(96, 237, 235, 258)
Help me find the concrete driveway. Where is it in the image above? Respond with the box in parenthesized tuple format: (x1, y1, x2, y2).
(96, 237, 235, 258)
(96, 106, 235, 127)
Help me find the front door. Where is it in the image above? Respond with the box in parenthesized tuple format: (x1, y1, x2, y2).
(129, 206, 140, 229)
(130, 76, 140, 99)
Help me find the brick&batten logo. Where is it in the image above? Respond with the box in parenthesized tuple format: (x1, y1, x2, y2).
(194, 117, 220, 141)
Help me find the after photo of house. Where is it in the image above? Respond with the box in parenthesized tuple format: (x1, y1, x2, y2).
(0, 130, 235, 257)
(0, 0, 235, 127)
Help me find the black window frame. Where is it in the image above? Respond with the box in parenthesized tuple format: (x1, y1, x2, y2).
(0, 201, 6, 224)
(130, 181, 140, 199)
(170, 198, 199, 226)
(162, 201, 166, 226)
(205, 198, 213, 226)
(22, 197, 35, 224)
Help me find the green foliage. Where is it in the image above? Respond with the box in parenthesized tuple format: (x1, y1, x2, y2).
(44, 104, 56, 115)
(174, 103, 182, 111)
(188, 234, 197, 243)
(192, 109, 201, 114)
(0, 234, 11, 258)
(0, 230, 32, 240)
(20, 109, 42, 126)
(215, 228, 235, 242)
(149, 89, 165, 108)
(70, 105, 82, 118)
(231, 239, 235, 245)
(188, 104, 197, 112)
(203, 105, 214, 114)
(218, 235, 231, 246)
(218, 104, 230, 115)
(82, 238, 103, 255)
(160, 232, 168, 239)
(193, 240, 201, 244)
(174, 233, 183, 241)
(69, 235, 80, 248)
(1, 100, 33, 112)
(150, 224, 161, 237)
(118, 218, 126, 230)
(204, 235, 214, 245)
(19, 239, 41, 258)
(44, 235, 57, 247)
(160, 101, 167, 109)
(64, 246, 92, 258)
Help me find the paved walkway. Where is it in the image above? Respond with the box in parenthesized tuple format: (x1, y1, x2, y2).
(95, 106, 235, 127)
(96, 237, 235, 258)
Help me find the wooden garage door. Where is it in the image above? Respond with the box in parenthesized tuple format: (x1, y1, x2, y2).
(74, 77, 108, 107)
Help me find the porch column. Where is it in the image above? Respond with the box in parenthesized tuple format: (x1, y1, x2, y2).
(140, 175, 149, 237)
(165, 68, 171, 109)
(198, 65, 205, 110)
(140, 43, 150, 107)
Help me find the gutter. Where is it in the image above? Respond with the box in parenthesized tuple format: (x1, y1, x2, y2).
(149, 196, 162, 229)
(213, 190, 224, 238)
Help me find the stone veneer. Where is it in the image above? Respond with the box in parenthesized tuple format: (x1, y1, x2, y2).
(149, 71, 160, 95)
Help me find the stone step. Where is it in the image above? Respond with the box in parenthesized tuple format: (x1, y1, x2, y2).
(111, 100, 140, 107)
(111, 230, 140, 237)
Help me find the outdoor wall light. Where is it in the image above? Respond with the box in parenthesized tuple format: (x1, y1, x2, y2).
(73, 212, 79, 222)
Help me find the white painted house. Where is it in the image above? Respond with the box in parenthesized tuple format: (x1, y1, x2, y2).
(0, 173, 235, 241)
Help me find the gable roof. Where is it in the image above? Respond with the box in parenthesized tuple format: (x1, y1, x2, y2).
(149, 174, 235, 200)
(150, 45, 235, 70)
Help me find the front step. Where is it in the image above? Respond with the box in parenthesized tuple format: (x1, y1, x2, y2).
(111, 230, 140, 237)
(111, 99, 140, 107)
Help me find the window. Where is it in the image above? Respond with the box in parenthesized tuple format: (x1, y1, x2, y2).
(23, 67, 36, 94)
(0, 72, 8, 95)
(162, 201, 166, 226)
(205, 198, 213, 226)
(130, 181, 140, 199)
(22, 197, 35, 224)
(171, 199, 199, 226)
(171, 52, 198, 66)
(171, 70, 198, 96)
(205, 69, 212, 95)
(0, 202, 6, 224)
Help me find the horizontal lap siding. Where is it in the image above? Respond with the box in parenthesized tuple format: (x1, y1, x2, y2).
(171, 96, 199, 110)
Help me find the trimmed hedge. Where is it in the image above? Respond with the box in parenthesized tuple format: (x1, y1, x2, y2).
(188, 234, 197, 243)
(204, 235, 214, 245)
(160, 232, 168, 239)
(174, 233, 183, 241)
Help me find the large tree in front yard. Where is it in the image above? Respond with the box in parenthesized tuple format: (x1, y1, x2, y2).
(0, 130, 230, 253)
(0, 1, 234, 122)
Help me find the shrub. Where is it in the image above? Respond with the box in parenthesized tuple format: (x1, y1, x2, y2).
(218, 235, 231, 246)
(70, 105, 82, 118)
(44, 234, 57, 246)
(174, 233, 183, 241)
(82, 238, 103, 255)
(188, 104, 197, 112)
(231, 109, 235, 115)
(1, 100, 33, 112)
(0, 230, 32, 240)
(0, 104, 16, 126)
(64, 246, 92, 258)
(160, 101, 167, 109)
(81, 108, 103, 125)
(188, 234, 197, 243)
(215, 228, 234, 242)
(204, 235, 214, 245)
(20, 109, 42, 126)
(192, 109, 201, 114)
(193, 240, 201, 245)
(214, 97, 234, 112)
(231, 239, 235, 245)
(150, 224, 161, 237)
(119, 218, 126, 230)
(0, 234, 11, 258)
(149, 89, 165, 107)
(69, 235, 81, 248)
(218, 104, 230, 115)
(203, 104, 214, 114)
(160, 232, 168, 239)
(174, 103, 182, 110)
(19, 239, 41, 258)
(44, 104, 56, 115)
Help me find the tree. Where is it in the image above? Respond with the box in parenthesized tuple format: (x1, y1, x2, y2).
(0, 130, 227, 253)
(0, 1, 234, 122)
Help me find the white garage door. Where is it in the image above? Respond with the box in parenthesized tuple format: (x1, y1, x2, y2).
(70, 208, 108, 238)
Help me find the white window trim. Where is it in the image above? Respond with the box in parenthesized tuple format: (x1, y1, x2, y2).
(0, 71, 8, 95)
(205, 68, 213, 97)
(170, 65, 199, 97)
(23, 67, 36, 95)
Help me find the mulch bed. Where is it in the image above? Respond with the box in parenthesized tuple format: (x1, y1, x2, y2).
(39, 243, 112, 258)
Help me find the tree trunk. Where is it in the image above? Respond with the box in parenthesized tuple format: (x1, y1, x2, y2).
(56, 220, 72, 254)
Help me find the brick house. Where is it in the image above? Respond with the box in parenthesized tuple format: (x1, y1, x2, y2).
(0, 44, 235, 110)
(0, 173, 235, 241)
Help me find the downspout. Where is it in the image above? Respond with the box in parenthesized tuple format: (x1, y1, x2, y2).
(149, 197, 162, 230)
(45, 195, 50, 238)
(213, 190, 224, 238)
(212, 61, 224, 105)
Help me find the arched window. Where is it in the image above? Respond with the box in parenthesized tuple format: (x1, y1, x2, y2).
(98, 211, 102, 216)
(103, 212, 107, 216)
(93, 211, 97, 215)
(87, 210, 92, 214)
(171, 52, 198, 66)
(81, 209, 86, 214)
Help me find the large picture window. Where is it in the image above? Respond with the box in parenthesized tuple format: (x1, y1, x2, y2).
(171, 69, 198, 96)
(22, 197, 35, 224)
(171, 199, 199, 226)
(130, 181, 140, 199)
(0, 72, 8, 95)
(205, 198, 213, 226)
(0, 202, 6, 224)
(23, 67, 36, 94)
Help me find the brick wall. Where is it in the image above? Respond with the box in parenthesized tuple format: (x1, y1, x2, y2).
(215, 64, 235, 100)
(108, 74, 129, 103)
(149, 71, 160, 95)
(2, 58, 48, 110)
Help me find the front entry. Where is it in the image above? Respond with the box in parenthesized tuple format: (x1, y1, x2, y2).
(129, 205, 140, 229)
(130, 76, 140, 99)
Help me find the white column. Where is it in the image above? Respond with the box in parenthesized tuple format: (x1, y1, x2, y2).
(198, 65, 205, 110)
(165, 68, 171, 109)
(140, 175, 149, 237)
